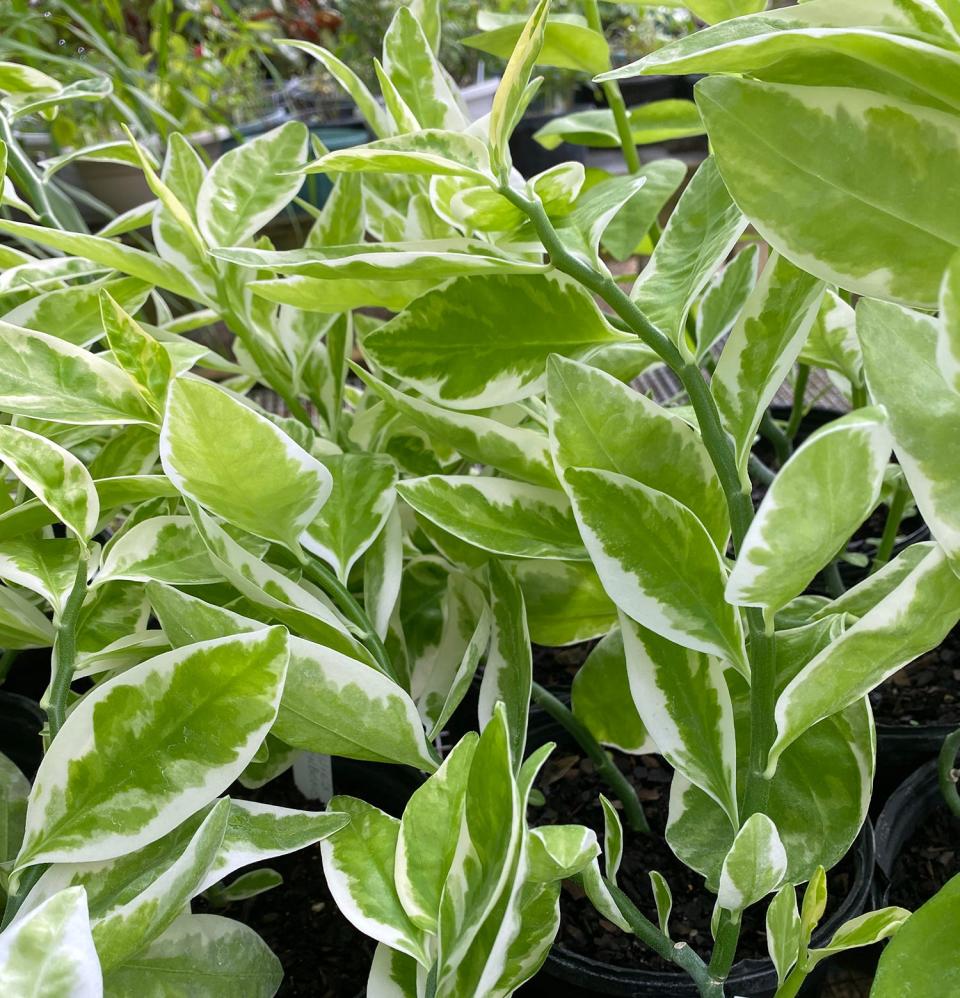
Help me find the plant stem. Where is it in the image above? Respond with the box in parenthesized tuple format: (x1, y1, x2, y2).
(851, 383, 868, 409)
(786, 364, 809, 440)
(775, 964, 809, 998)
(938, 728, 960, 819)
(759, 410, 791, 466)
(871, 478, 909, 574)
(500, 186, 777, 817)
(606, 879, 725, 997)
(748, 454, 775, 488)
(1, 863, 44, 930)
(582, 0, 641, 175)
(46, 554, 89, 741)
(708, 910, 742, 980)
(299, 556, 399, 686)
(532, 682, 651, 834)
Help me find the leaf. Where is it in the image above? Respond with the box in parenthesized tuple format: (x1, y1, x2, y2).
(649, 870, 672, 937)
(547, 355, 728, 548)
(0, 887, 102, 997)
(322, 796, 428, 964)
(631, 156, 746, 350)
(197, 122, 307, 247)
(0, 425, 98, 542)
(197, 800, 348, 895)
(694, 76, 960, 307)
(767, 543, 960, 774)
(527, 825, 600, 882)
(301, 453, 397, 581)
(0, 321, 157, 426)
(465, 15, 608, 74)
(40, 140, 158, 181)
(695, 244, 760, 360)
(806, 906, 909, 968)
(397, 475, 586, 561)
(512, 559, 616, 646)
(800, 290, 862, 388)
(95, 516, 217, 586)
(250, 274, 434, 313)
(15, 629, 289, 871)
(364, 505, 402, 641)
(0, 752, 29, 864)
(146, 582, 430, 769)
(726, 408, 892, 614)
(0, 537, 82, 614)
(489, 0, 550, 174)
(939, 249, 960, 393)
(478, 561, 531, 767)
(620, 615, 738, 824)
(396, 735, 477, 933)
(564, 467, 747, 673)
(600, 160, 688, 263)
(160, 378, 331, 555)
(711, 253, 825, 481)
(304, 130, 492, 182)
(355, 365, 556, 487)
(571, 628, 653, 754)
(384, 7, 466, 131)
(717, 813, 787, 913)
(766, 884, 801, 986)
(366, 943, 421, 998)
(0, 220, 200, 300)
(535, 100, 702, 149)
(687, 0, 767, 23)
(100, 292, 172, 412)
(1, 277, 151, 348)
(871, 874, 960, 997)
(0, 584, 55, 648)
(858, 297, 960, 565)
(281, 41, 391, 138)
(361, 272, 631, 410)
(103, 913, 282, 998)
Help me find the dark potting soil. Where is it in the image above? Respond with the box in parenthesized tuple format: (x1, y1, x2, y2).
(886, 806, 960, 910)
(870, 625, 960, 727)
(199, 772, 374, 998)
(532, 641, 595, 696)
(533, 748, 853, 974)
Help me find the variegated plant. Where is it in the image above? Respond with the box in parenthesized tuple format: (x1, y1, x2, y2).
(204, 0, 958, 994)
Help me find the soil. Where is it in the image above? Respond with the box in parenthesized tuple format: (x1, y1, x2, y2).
(198, 771, 374, 998)
(870, 625, 960, 727)
(532, 641, 595, 697)
(886, 805, 960, 910)
(533, 745, 853, 974)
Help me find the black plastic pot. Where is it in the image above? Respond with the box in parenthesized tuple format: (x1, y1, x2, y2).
(526, 721, 875, 998)
(873, 759, 950, 907)
(874, 727, 957, 810)
(509, 109, 589, 178)
(0, 691, 45, 779)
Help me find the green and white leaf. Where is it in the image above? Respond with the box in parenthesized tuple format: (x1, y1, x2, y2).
(717, 813, 787, 913)
(766, 884, 801, 987)
(512, 559, 616, 646)
(95, 516, 218, 586)
(0, 752, 29, 864)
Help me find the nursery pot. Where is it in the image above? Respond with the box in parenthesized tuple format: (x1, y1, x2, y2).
(874, 724, 958, 809)
(527, 720, 875, 998)
(0, 691, 45, 779)
(873, 758, 958, 907)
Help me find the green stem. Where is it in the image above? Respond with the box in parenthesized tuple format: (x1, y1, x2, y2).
(708, 910, 742, 980)
(759, 410, 791, 466)
(786, 364, 809, 441)
(938, 728, 960, 819)
(424, 963, 438, 998)
(748, 454, 775, 488)
(871, 478, 908, 574)
(582, 0, 641, 175)
(299, 556, 399, 686)
(606, 880, 725, 997)
(851, 383, 868, 409)
(775, 964, 810, 998)
(46, 554, 89, 741)
(501, 185, 777, 818)
(532, 682, 651, 835)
